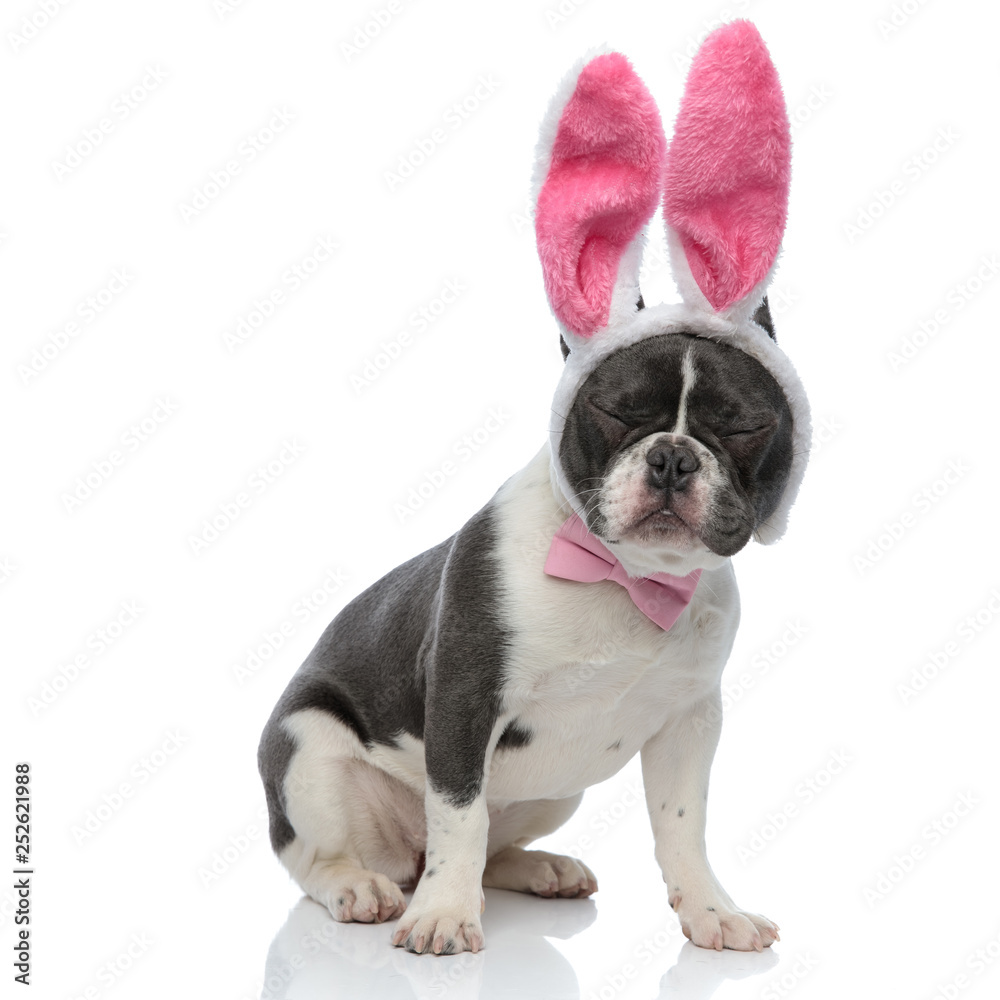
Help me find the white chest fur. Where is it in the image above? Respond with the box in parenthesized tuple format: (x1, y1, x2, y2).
(484, 446, 740, 803)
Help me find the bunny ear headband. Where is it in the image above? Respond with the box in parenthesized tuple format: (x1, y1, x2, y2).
(535, 20, 810, 545)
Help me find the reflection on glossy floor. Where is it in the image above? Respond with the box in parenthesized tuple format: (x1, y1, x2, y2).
(260, 888, 781, 1000)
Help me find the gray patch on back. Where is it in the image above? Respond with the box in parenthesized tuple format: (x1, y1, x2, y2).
(258, 493, 513, 850)
(257, 722, 297, 853)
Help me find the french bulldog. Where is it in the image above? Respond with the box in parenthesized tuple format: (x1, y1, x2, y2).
(259, 20, 810, 956)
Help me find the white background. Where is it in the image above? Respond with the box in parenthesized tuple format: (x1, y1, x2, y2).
(4, 0, 1000, 998)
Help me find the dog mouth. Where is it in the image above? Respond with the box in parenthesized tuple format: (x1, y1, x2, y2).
(624, 504, 699, 542)
(637, 507, 685, 527)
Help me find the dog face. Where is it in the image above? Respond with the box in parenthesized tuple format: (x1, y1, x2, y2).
(559, 332, 794, 559)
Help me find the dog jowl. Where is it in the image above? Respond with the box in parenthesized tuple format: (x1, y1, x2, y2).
(259, 20, 809, 955)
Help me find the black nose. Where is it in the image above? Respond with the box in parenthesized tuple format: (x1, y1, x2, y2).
(646, 442, 700, 491)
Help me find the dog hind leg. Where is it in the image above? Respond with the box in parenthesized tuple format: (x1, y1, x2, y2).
(275, 714, 427, 924)
(483, 794, 597, 898)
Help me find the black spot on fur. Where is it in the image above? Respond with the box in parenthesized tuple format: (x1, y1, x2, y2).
(496, 720, 533, 750)
(677, 807, 685, 818)
(752, 296, 776, 340)
(425, 868, 437, 878)
(608, 738, 623, 751)
(561, 296, 644, 360)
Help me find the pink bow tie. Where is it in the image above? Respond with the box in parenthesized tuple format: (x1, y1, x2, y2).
(544, 514, 701, 631)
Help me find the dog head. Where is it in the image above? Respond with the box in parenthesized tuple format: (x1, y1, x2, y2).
(534, 22, 810, 576)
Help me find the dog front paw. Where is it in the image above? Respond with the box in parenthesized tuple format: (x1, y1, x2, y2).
(672, 893, 779, 952)
(391, 904, 484, 955)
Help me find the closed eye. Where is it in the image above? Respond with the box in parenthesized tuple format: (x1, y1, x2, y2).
(719, 425, 773, 437)
(715, 419, 777, 439)
(586, 399, 657, 427)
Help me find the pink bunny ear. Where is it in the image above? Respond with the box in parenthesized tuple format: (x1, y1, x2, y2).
(535, 52, 666, 339)
(664, 21, 791, 314)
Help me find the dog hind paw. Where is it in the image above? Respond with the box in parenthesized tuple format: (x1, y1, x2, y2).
(482, 846, 598, 898)
(318, 866, 407, 923)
